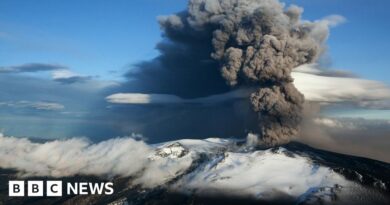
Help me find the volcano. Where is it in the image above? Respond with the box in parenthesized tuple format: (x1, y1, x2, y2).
(1, 137, 389, 205)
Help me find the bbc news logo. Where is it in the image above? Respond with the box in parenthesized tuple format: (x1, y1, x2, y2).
(9, 180, 114, 197)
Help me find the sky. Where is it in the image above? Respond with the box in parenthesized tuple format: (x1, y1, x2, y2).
(1, 0, 389, 83)
(0, 0, 389, 141)
(0, 0, 186, 81)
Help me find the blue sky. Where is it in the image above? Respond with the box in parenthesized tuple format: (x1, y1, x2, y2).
(1, 0, 389, 83)
(288, 0, 390, 83)
(0, 0, 186, 80)
(0, 0, 389, 140)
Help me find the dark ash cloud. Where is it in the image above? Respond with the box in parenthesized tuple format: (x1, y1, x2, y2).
(113, 0, 343, 145)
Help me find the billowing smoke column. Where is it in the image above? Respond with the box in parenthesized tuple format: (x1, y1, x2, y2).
(159, 0, 328, 145)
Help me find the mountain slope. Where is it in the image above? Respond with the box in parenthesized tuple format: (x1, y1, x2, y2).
(1, 138, 389, 205)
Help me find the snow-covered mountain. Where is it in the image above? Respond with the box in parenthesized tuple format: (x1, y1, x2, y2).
(133, 138, 389, 205)
(1, 137, 389, 205)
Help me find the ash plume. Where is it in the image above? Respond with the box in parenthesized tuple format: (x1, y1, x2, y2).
(158, 0, 336, 145)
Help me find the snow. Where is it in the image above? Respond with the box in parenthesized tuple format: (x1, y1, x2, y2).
(134, 138, 233, 188)
(140, 137, 355, 201)
(150, 142, 189, 160)
(153, 138, 234, 153)
(172, 147, 351, 200)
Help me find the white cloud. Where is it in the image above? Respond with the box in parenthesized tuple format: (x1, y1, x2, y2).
(51, 69, 93, 84)
(0, 134, 230, 182)
(106, 93, 184, 104)
(0, 134, 151, 177)
(292, 64, 390, 103)
(51, 69, 78, 79)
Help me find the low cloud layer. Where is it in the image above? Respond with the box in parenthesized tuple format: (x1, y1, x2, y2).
(0, 133, 202, 188)
(0, 134, 151, 177)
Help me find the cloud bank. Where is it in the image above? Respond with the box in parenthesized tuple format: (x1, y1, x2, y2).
(0, 134, 151, 177)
